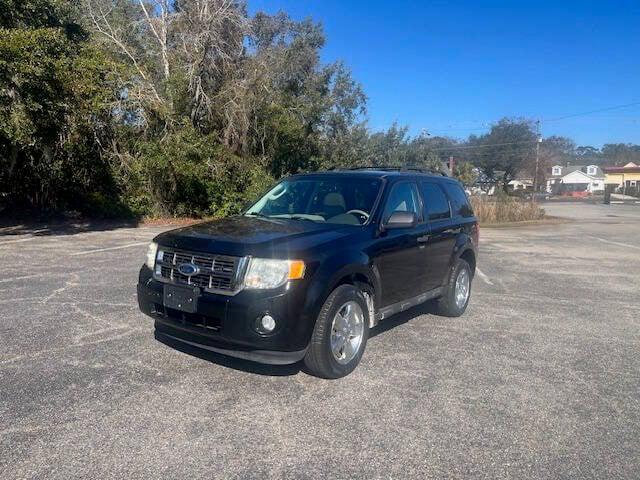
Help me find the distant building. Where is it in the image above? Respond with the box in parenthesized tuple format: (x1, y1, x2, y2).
(508, 178, 533, 192)
(546, 165, 605, 195)
(603, 162, 640, 194)
(470, 168, 498, 195)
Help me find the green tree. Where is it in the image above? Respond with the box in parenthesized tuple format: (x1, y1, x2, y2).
(601, 143, 640, 166)
(83, 2, 369, 212)
(0, 0, 120, 212)
(454, 162, 478, 186)
(467, 118, 537, 189)
(575, 145, 601, 160)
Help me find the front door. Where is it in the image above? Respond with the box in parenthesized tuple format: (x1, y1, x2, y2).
(373, 181, 428, 307)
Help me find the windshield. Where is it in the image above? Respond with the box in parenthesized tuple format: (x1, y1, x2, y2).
(245, 177, 382, 225)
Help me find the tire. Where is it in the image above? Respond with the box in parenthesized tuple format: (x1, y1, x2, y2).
(435, 258, 472, 317)
(304, 284, 370, 379)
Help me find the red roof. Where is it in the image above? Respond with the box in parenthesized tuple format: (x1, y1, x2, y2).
(602, 166, 640, 174)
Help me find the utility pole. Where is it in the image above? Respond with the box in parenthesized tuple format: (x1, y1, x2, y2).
(532, 120, 542, 202)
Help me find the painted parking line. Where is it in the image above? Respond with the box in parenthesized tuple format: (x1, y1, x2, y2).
(0, 274, 43, 284)
(475, 267, 494, 286)
(0, 237, 37, 246)
(590, 236, 640, 251)
(69, 242, 148, 256)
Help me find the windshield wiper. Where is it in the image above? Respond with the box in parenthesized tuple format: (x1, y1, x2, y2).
(245, 212, 271, 219)
(288, 215, 318, 222)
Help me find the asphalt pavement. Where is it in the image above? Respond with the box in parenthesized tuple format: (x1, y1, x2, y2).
(1, 203, 639, 479)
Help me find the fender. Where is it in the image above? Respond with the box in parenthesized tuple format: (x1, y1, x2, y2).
(302, 249, 380, 324)
(449, 232, 476, 273)
(452, 232, 471, 256)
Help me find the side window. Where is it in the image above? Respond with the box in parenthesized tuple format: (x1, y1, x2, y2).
(443, 182, 474, 218)
(382, 182, 420, 223)
(421, 182, 451, 221)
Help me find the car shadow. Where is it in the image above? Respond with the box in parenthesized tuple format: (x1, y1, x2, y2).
(154, 331, 303, 377)
(0, 217, 140, 237)
(369, 300, 437, 339)
(154, 302, 436, 377)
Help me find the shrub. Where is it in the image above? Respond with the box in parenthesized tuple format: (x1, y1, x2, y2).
(83, 192, 135, 219)
(115, 127, 275, 218)
(470, 195, 545, 223)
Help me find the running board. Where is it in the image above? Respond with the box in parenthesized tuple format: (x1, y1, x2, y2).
(374, 287, 443, 324)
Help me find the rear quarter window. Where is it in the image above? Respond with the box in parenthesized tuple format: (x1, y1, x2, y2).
(443, 182, 474, 218)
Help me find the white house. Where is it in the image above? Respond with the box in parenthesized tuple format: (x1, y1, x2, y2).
(508, 178, 533, 191)
(546, 165, 605, 194)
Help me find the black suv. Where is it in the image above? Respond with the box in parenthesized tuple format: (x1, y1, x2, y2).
(137, 168, 478, 378)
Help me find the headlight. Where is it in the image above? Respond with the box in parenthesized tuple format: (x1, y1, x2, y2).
(145, 242, 158, 269)
(244, 258, 305, 289)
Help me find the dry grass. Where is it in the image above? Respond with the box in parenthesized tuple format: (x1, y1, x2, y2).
(470, 196, 545, 224)
(141, 197, 546, 226)
(141, 216, 204, 226)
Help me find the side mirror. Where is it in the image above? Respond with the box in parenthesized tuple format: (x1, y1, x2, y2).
(383, 211, 417, 230)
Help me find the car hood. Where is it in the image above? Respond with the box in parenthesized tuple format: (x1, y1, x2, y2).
(154, 215, 355, 257)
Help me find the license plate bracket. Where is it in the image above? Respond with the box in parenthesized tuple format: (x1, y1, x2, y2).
(163, 284, 200, 313)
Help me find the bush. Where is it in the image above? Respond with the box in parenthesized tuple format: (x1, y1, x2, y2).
(83, 192, 135, 219)
(115, 127, 275, 218)
(470, 195, 545, 223)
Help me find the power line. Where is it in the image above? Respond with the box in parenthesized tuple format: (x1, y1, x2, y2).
(543, 101, 640, 122)
(427, 125, 494, 135)
(429, 140, 537, 151)
(423, 101, 640, 135)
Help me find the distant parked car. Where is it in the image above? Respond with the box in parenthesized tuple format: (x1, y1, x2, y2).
(561, 190, 589, 198)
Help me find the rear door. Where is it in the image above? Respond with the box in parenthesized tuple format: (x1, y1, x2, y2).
(373, 181, 428, 306)
(441, 179, 477, 253)
(419, 180, 457, 290)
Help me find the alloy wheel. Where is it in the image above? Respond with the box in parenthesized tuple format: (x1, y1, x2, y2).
(454, 267, 470, 309)
(330, 301, 365, 364)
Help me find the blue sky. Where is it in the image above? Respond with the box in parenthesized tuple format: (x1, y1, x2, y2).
(248, 0, 640, 147)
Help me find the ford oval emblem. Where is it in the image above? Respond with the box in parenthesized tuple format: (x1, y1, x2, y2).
(177, 262, 200, 277)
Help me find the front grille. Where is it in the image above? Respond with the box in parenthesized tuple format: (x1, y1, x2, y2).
(154, 304, 222, 331)
(155, 248, 244, 294)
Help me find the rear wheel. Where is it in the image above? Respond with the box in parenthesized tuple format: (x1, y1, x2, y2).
(435, 258, 472, 317)
(304, 285, 369, 379)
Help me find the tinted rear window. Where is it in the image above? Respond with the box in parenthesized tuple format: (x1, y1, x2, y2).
(420, 182, 450, 220)
(443, 182, 474, 218)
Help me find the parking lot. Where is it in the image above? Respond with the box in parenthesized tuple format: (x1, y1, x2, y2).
(1, 202, 639, 479)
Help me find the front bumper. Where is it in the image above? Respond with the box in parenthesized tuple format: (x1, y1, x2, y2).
(137, 266, 313, 365)
(154, 329, 307, 365)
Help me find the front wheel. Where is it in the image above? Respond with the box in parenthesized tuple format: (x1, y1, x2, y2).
(435, 258, 472, 317)
(304, 285, 369, 379)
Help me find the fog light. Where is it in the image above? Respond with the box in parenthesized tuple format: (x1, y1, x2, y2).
(260, 314, 276, 333)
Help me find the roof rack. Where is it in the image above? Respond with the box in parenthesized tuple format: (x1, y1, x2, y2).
(346, 165, 449, 176)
